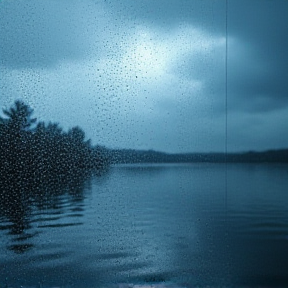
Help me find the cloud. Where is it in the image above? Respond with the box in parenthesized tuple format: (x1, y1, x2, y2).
(0, 0, 80, 67)
(228, 108, 288, 152)
(106, 0, 226, 33)
(0, 0, 226, 69)
(0, 0, 130, 68)
(226, 0, 288, 111)
(226, 37, 288, 113)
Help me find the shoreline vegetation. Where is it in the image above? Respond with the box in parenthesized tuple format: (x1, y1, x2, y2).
(109, 148, 288, 164)
(0, 100, 287, 185)
(0, 100, 109, 185)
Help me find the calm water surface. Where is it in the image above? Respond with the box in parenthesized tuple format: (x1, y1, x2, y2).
(0, 164, 288, 287)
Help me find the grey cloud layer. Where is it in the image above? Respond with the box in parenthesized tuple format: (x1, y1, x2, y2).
(0, 0, 116, 68)
(0, 0, 226, 68)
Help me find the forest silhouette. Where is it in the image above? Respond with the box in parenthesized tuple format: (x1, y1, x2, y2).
(0, 100, 109, 185)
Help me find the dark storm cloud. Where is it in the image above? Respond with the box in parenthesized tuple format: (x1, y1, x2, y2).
(106, 0, 226, 33)
(0, 0, 226, 68)
(226, 0, 288, 112)
(0, 0, 105, 68)
(166, 0, 288, 114)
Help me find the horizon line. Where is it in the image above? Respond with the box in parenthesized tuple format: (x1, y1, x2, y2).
(106, 147, 288, 155)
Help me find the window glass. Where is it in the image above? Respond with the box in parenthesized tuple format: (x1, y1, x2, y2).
(1, 0, 288, 287)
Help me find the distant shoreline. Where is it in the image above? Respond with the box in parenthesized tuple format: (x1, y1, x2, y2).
(107, 148, 288, 164)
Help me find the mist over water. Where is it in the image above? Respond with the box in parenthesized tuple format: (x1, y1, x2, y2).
(1, 163, 288, 287)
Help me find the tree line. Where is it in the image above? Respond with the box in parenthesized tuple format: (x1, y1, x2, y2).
(0, 100, 109, 184)
(109, 148, 288, 164)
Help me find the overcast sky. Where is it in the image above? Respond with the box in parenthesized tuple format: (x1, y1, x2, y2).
(1, 0, 287, 153)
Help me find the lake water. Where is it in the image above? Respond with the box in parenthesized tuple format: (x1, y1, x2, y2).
(1, 163, 288, 287)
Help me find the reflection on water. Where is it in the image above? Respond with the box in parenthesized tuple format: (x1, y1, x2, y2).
(0, 171, 93, 254)
(0, 164, 288, 287)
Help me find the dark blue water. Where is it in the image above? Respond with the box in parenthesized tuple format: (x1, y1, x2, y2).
(1, 164, 288, 287)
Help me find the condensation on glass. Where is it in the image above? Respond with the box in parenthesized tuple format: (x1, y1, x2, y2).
(0, 1, 288, 287)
